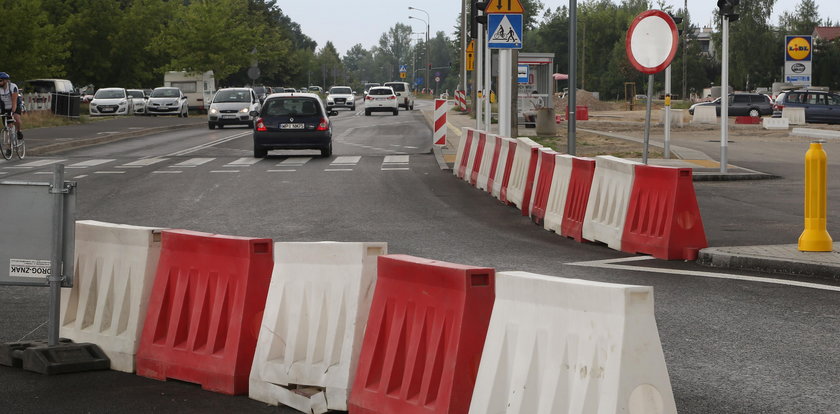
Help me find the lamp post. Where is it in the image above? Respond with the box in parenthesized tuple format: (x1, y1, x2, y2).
(411, 31, 425, 88)
(409, 6, 430, 94)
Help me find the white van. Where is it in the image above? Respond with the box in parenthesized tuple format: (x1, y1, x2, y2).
(163, 71, 216, 111)
(383, 81, 415, 110)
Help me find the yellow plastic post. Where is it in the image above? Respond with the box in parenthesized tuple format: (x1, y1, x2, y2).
(798, 141, 833, 251)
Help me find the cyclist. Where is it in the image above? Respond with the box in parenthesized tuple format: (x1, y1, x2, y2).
(0, 72, 23, 142)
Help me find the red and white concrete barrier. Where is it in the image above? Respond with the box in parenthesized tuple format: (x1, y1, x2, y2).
(434, 99, 450, 146)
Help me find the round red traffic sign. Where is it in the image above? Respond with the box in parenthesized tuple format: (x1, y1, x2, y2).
(625, 10, 678, 74)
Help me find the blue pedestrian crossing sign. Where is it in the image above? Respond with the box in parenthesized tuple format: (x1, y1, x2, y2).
(487, 14, 523, 49)
(399, 64, 408, 73)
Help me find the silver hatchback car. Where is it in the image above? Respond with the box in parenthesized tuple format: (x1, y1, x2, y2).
(208, 88, 261, 129)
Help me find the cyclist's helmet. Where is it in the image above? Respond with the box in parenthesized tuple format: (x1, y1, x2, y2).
(0, 72, 9, 79)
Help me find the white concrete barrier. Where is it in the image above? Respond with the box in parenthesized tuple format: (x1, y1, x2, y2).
(506, 137, 542, 210)
(476, 133, 498, 191)
(582, 156, 641, 250)
(782, 107, 806, 125)
(492, 137, 517, 200)
(464, 130, 483, 182)
(469, 271, 676, 414)
(453, 127, 473, 178)
(763, 117, 790, 130)
(790, 127, 840, 140)
(658, 108, 685, 127)
(543, 154, 575, 233)
(691, 106, 717, 124)
(249, 242, 386, 413)
(60, 220, 164, 373)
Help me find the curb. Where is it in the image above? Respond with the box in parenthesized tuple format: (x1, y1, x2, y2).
(697, 247, 840, 282)
(29, 123, 202, 156)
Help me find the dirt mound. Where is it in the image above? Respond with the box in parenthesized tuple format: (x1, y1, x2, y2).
(553, 89, 621, 112)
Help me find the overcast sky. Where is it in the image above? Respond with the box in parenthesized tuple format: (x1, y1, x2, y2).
(279, 1, 839, 56)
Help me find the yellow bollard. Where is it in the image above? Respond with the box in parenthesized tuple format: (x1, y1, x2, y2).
(798, 141, 833, 251)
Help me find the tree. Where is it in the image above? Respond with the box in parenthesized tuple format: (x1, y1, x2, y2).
(0, 0, 69, 81)
(779, 0, 821, 35)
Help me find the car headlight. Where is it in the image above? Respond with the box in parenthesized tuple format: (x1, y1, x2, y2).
(209, 108, 218, 114)
(239, 107, 249, 113)
(119, 100, 126, 106)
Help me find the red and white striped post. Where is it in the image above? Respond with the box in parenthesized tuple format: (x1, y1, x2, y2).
(434, 99, 449, 146)
(454, 90, 466, 111)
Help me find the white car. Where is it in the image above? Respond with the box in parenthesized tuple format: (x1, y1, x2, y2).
(207, 88, 261, 129)
(126, 89, 146, 115)
(364, 86, 398, 116)
(89, 88, 132, 116)
(146, 87, 189, 117)
(326, 86, 356, 111)
(384, 81, 414, 110)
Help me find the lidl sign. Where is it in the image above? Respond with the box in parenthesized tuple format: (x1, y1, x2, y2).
(785, 35, 812, 61)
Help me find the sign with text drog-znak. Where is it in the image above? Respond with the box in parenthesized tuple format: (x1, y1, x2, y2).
(625, 10, 679, 74)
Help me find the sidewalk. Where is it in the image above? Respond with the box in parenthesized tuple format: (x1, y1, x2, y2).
(424, 107, 838, 283)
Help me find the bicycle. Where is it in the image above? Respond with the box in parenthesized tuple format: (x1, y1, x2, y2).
(0, 112, 24, 160)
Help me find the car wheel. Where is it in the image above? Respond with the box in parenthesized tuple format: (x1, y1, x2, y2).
(352, 106, 356, 111)
(749, 108, 759, 117)
(248, 121, 254, 128)
(410, 103, 414, 110)
(254, 146, 267, 158)
(208, 122, 216, 130)
(365, 110, 371, 116)
(218, 124, 224, 128)
(393, 109, 398, 116)
(320, 142, 332, 158)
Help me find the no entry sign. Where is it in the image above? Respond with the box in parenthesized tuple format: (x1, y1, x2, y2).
(625, 10, 678, 74)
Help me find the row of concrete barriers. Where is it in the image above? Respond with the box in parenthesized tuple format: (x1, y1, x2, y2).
(453, 127, 708, 261)
(691, 105, 805, 129)
(60, 220, 677, 413)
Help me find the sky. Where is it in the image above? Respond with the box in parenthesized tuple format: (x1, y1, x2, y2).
(279, 1, 840, 56)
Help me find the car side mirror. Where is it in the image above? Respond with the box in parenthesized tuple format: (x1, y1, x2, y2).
(250, 110, 260, 117)
(328, 110, 338, 117)
(181, 96, 187, 100)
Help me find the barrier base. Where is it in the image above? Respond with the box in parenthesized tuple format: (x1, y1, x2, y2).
(0, 339, 110, 374)
(250, 379, 343, 414)
(136, 356, 248, 395)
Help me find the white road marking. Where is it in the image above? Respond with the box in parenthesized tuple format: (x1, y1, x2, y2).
(34, 172, 53, 175)
(278, 157, 311, 166)
(566, 256, 840, 292)
(67, 159, 116, 168)
(94, 171, 126, 174)
(325, 169, 353, 172)
(331, 156, 361, 165)
(383, 155, 409, 164)
(225, 157, 261, 167)
(15, 159, 67, 167)
(166, 131, 250, 157)
(171, 158, 214, 167)
(267, 169, 296, 172)
(119, 158, 167, 168)
(211, 170, 239, 173)
(381, 168, 410, 171)
(73, 175, 87, 179)
(152, 170, 182, 174)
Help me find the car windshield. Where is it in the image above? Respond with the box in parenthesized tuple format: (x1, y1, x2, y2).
(214, 90, 250, 103)
(330, 87, 352, 94)
(369, 88, 393, 96)
(284, 88, 296, 92)
(263, 98, 320, 116)
(151, 88, 180, 98)
(127, 91, 144, 98)
(385, 83, 405, 92)
(94, 89, 125, 99)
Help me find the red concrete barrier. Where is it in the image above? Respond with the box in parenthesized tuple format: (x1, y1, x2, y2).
(469, 132, 487, 186)
(529, 149, 558, 224)
(560, 157, 596, 242)
(485, 135, 504, 194)
(565, 105, 589, 121)
(456, 129, 474, 179)
(135, 230, 273, 395)
(621, 165, 708, 260)
(497, 139, 518, 204)
(735, 116, 761, 124)
(348, 255, 495, 414)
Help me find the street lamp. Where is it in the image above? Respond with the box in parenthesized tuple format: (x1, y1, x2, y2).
(409, 6, 430, 94)
(411, 31, 425, 88)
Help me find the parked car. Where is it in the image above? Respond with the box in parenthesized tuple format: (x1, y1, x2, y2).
(326, 86, 356, 111)
(126, 89, 147, 115)
(207, 87, 261, 129)
(146, 87, 189, 117)
(89, 88, 132, 116)
(688, 93, 773, 117)
(364, 86, 398, 116)
(363, 83, 380, 98)
(307, 86, 323, 94)
(773, 90, 840, 124)
(252, 86, 271, 103)
(383, 81, 415, 110)
(283, 88, 297, 93)
(251, 92, 338, 158)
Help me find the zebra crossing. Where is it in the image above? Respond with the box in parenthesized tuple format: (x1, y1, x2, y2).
(0, 154, 419, 178)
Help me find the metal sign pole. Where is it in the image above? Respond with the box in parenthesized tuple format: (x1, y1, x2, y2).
(499, 49, 511, 137)
(47, 164, 65, 346)
(721, 16, 729, 173)
(484, 41, 492, 132)
(476, 21, 484, 130)
(568, 0, 577, 155)
(643, 74, 654, 165)
(665, 65, 671, 159)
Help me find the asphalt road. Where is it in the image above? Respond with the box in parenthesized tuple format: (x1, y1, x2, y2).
(0, 102, 838, 413)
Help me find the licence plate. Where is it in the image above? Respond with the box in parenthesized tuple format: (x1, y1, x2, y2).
(280, 123, 305, 129)
(222, 115, 236, 119)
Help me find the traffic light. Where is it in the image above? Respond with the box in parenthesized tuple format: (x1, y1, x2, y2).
(717, 0, 739, 22)
(668, 13, 684, 36)
(470, 1, 487, 39)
